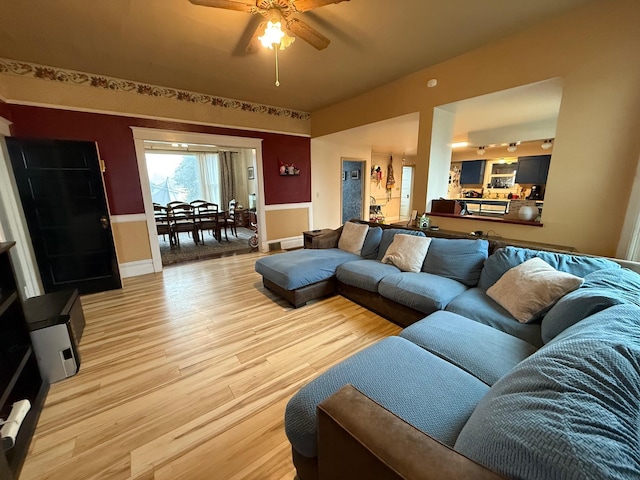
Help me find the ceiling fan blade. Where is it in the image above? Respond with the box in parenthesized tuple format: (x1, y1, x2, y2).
(292, 0, 350, 13)
(187, 0, 254, 12)
(257, 0, 289, 9)
(287, 17, 330, 50)
(245, 20, 268, 54)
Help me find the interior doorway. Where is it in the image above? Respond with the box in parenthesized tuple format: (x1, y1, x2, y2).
(132, 128, 265, 273)
(143, 141, 259, 266)
(341, 158, 366, 223)
(400, 165, 414, 220)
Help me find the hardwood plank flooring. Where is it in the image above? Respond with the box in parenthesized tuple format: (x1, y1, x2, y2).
(20, 252, 400, 480)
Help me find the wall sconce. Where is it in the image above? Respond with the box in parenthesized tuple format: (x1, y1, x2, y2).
(506, 142, 518, 153)
(541, 139, 554, 150)
(476, 146, 486, 155)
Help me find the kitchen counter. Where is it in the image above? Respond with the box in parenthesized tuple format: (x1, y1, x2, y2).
(449, 197, 544, 204)
(427, 211, 544, 227)
(445, 198, 543, 218)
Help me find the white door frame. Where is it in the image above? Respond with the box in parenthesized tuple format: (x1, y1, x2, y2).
(400, 164, 415, 220)
(0, 118, 44, 297)
(131, 127, 265, 272)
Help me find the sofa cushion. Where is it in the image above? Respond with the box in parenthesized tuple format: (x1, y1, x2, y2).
(378, 272, 467, 314)
(477, 246, 620, 290)
(336, 259, 401, 292)
(540, 267, 640, 343)
(381, 234, 432, 273)
(582, 267, 640, 301)
(445, 288, 543, 347)
(337, 221, 369, 255)
(360, 226, 383, 260)
(541, 288, 625, 344)
(486, 258, 584, 323)
(285, 336, 490, 458)
(400, 311, 538, 386)
(255, 248, 360, 290)
(455, 304, 640, 480)
(376, 229, 426, 261)
(421, 238, 489, 287)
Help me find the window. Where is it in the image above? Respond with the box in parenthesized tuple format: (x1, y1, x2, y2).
(145, 152, 221, 205)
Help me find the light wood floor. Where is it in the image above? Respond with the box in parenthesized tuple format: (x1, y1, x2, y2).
(20, 252, 400, 480)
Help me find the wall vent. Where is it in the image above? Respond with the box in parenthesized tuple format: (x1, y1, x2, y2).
(268, 242, 282, 251)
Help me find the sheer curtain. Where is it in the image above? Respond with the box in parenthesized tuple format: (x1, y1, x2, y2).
(197, 152, 221, 204)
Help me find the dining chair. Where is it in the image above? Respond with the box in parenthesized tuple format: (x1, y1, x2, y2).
(167, 200, 183, 210)
(189, 199, 208, 210)
(168, 203, 198, 247)
(226, 199, 238, 237)
(154, 204, 175, 247)
(194, 202, 228, 243)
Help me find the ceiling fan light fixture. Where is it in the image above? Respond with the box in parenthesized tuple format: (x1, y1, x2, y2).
(259, 9, 295, 50)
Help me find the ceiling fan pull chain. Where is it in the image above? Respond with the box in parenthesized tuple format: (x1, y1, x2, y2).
(274, 47, 280, 86)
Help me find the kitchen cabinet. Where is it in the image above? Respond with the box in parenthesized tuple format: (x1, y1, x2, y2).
(488, 162, 518, 189)
(460, 160, 485, 185)
(515, 155, 551, 185)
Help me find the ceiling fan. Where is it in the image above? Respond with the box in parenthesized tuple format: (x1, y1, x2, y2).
(188, 0, 350, 52)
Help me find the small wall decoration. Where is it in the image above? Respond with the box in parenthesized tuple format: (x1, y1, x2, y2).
(371, 165, 383, 186)
(351, 170, 360, 180)
(386, 156, 395, 201)
(278, 160, 300, 175)
(248, 166, 255, 180)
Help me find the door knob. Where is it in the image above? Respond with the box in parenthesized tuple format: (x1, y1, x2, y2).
(100, 215, 109, 230)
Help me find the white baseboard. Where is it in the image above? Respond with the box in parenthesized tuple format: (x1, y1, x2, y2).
(120, 259, 155, 278)
(262, 236, 303, 251)
(281, 237, 304, 250)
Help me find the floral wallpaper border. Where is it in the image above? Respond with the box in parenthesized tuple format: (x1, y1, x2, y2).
(0, 58, 311, 121)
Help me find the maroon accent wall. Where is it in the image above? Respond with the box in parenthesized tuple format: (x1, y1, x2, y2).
(0, 99, 12, 124)
(8, 105, 311, 215)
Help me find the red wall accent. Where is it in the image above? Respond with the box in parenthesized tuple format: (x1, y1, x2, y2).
(7, 105, 311, 214)
(0, 100, 12, 124)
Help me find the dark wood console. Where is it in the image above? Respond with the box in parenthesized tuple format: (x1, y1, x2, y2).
(0, 242, 48, 480)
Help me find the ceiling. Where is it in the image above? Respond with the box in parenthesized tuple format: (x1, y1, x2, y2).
(0, 0, 593, 114)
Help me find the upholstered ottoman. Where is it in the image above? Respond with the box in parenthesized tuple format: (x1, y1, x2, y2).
(255, 248, 360, 307)
(285, 336, 489, 479)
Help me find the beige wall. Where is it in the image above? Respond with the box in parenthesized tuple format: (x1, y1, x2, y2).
(310, 0, 640, 256)
(111, 221, 152, 264)
(265, 208, 309, 241)
(311, 139, 371, 229)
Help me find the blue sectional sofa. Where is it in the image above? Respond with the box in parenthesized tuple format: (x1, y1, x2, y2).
(256, 224, 490, 325)
(254, 222, 640, 480)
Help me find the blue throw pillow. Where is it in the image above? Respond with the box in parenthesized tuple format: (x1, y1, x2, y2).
(541, 268, 640, 343)
(360, 226, 383, 259)
(422, 238, 488, 286)
(582, 268, 640, 303)
(541, 288, 624, 344)
(478, 247, 620, 290)
(376, 229, 426, 261)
